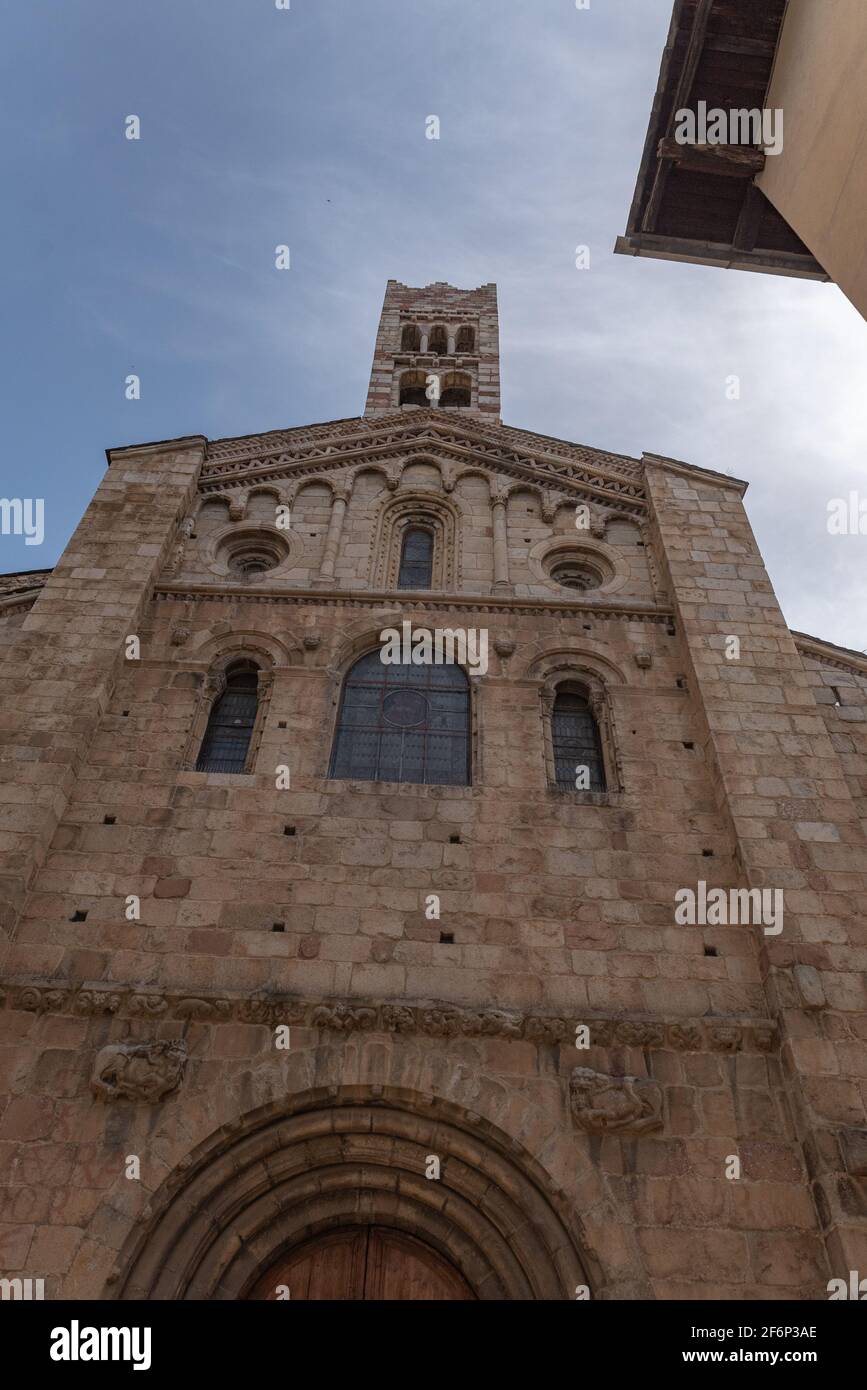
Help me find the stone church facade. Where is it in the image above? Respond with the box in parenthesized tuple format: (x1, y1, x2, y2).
(0, 280, 865, 1300)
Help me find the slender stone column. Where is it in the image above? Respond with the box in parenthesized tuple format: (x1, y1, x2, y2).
(491, 493, 510, 592)
(315, 487, 350, 585)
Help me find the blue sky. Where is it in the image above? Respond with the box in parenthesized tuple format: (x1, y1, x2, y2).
(2, 0, 865, 648)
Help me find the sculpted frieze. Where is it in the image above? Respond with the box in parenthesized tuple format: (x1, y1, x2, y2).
(2, 982, 776, 1055)
(570, 1067, 663, 1135)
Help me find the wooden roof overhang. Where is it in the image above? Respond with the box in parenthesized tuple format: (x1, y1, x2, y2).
(615, 0, 830, 281)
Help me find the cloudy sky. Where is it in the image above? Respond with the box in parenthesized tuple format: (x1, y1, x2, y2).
(2, 0, 865, 649)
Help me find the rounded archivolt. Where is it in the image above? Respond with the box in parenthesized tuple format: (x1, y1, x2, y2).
(109, 1088, 592, 1301)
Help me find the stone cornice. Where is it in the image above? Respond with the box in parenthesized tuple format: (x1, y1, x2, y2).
(642, 451, 749, 496)
(200, 414, 647, 514)
(0, 979, 777, 1054)
(106, 435, 208, 466)
(205, 411, 643, 478)
(152, 583, 675, 624)
(793, 632, 867, 679)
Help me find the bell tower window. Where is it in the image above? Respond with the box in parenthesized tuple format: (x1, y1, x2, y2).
(399, 370, 429, 407)
(455, 325, 475, 353)
(439, 372, 472, 408)
(401, 323, 422, 352)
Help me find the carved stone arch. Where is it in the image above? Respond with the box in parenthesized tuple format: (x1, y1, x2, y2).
(294, 474, 340, 501)
(504, 479, 545, 504)
(245, 484, 285, 525)
(452, 466, 492, 489)
(395, 454, 446, 492)
(328, 614, 407, 678)
(370, 491, 461, 592)
(349, 462, 392, 495)
(107, 1085, 607, 1301)
(190, 629, 300, 670)
(524, 647, 629, 687)
(194, 494, 234, 529)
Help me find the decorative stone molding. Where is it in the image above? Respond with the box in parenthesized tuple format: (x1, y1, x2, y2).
(110, 1086, 594, 1301)
(529, 535, 628, 599)
(180, 652, 274, 774)
(3, 981, 778, 1054)
(198, 415, 648, 522)
(569, 1067, 663, 1135)
(634, 651, 652, 669)
(90, 1039, 188, 1104)
(371, 491, 460, 592)
(154, 585, 676, 626)
(539, 666, 625, 795)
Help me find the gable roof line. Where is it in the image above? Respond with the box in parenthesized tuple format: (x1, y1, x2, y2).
(641, 450, 748, 495)
(792, 631, 867, 678)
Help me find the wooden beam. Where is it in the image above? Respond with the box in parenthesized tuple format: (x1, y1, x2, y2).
(657, 138, 767, 177)
(704, 35, 777, 58)
(642, 0, 715, 233)
(732, 183, 766, 252)
(615, 232, 830, 281)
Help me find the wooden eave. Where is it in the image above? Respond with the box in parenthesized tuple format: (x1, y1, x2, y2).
(616, 0, 830, 282)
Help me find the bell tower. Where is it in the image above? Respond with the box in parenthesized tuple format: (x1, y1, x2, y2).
(364, 279, 501, 422)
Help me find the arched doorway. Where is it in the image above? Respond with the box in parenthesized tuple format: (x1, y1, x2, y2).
(247, 1227, 475, 1301)
(109, 1086, 595, 1300)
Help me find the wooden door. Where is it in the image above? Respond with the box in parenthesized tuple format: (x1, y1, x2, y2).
(247, 1226, 475, 1300)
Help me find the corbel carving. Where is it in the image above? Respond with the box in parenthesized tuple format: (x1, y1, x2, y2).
(569, 1067, 663, 1135)
(91, 1039, 188, 1104)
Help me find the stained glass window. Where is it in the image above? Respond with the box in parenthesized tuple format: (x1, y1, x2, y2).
(196, 664, 259, 774)
(397, 528, 434, 589)
(552, 690, 606, 790)
(330, 651, 470, 786)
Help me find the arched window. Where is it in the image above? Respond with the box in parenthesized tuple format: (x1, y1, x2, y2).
(428, 325, 448, 356)
(455, 325, 475, 353)
(330, 650, 471, 786)
(196, 662, 260, 774)
(399, 370, 429, 407)
(401, 323, 422, 352)
(552, 688, 606, 790)
(439, 372, 471, 408)
(397, 527, 434, 589)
